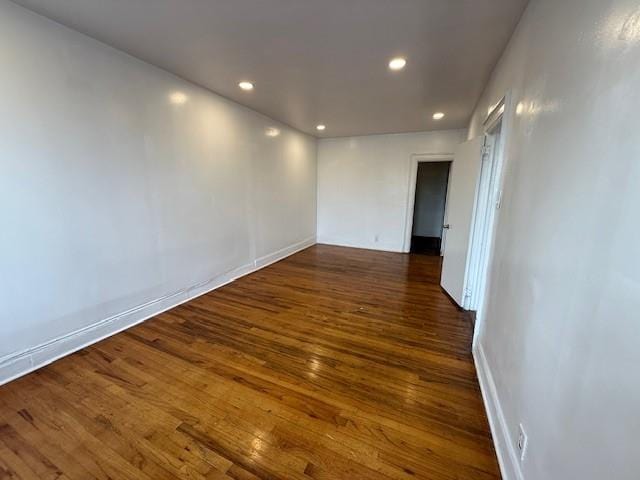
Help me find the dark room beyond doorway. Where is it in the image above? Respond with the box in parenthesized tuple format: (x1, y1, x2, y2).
(411, 161, 451, 255)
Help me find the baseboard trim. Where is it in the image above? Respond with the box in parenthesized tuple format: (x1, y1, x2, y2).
(254, 236, 316, 269)
(0, 236, 316, 386)
(474, 342, 524, 480)
(316, 237, 403, 253)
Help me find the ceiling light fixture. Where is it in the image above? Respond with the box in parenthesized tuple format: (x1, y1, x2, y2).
(169, 91, 188, 105)
(433, 112, 445, 120)
(238, 81, 254, 91)
(388, 57, 407, 71)
(316, 124, 326, 131)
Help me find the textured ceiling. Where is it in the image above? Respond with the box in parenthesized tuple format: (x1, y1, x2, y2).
(12, 0, 529, 137)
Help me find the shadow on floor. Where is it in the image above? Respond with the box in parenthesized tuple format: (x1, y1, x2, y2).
(410, 235, 442, 256)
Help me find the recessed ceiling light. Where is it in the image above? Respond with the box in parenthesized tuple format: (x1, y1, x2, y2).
(316, 124, 326, 131)
(388, 57, 407, 71)
(433, 112, 445, 120)
(169, 91, 188, 105)
(265, 127, 280, 137)
(238, 81, 254, 91)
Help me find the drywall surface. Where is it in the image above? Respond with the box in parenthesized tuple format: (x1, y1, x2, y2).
(0, 1, 317, 375)
(470, 0, 640, 478)
(412, 162, 450, 238)
(317, 130, 465, 252)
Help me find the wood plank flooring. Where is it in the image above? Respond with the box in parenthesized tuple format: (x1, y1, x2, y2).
(0, 245, 500, 479)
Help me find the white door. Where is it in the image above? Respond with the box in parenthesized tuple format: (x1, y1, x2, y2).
(440, 137, 484, 307)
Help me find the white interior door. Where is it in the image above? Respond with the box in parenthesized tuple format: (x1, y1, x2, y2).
(440, 137, 484, 307)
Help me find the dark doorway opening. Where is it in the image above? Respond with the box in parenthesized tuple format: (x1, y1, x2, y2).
(410, 161, 451, 256)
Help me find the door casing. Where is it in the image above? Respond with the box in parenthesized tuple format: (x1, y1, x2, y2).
(402, 154, 454, 253)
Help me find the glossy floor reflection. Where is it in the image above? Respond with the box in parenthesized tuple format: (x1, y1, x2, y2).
(0, 245, 500, 479)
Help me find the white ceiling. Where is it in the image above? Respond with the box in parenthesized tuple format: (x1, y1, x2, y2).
(12, 0, 529, 137)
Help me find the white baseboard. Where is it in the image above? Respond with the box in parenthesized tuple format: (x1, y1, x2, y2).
(254, 236, 316, 269)
(0, 236, 316, 386)
(316, 236, 403, 253)
(474, 343, 524, 480)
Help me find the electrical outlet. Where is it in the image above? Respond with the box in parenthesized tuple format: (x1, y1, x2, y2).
(517, 423, 528, 461)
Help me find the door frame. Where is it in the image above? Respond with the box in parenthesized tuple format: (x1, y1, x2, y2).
(467, 91, 515, 346)
(464, 118, 503, 311)
(402, 154, 454, 253)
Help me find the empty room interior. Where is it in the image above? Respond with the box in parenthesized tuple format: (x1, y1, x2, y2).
(1, 0, 639, 479)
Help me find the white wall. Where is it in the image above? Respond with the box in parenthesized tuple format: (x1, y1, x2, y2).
(0, 1, 317, 383)
(317, 131, 465, 252)
(470, 1, 640, 479)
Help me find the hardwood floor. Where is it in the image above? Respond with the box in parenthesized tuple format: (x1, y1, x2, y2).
(0, 245, 500, 480)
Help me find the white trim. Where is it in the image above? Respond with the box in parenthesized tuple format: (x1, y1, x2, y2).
(0, 236, 316, 386)
(459, 136, 488, 310)
(485, 99, 506, 130)
(440, 165, 454, 256)
(316, 237, 402, 253)
(402, 153, 454, 253)
(473, 90, 515, 347)
(254, 236, 317, 269)
(474, 342, 524, 480)
(464, 96, 510, 312)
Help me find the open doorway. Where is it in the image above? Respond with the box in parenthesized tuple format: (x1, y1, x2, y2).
(410, 161, 452, 255)
(403, 154, 454, 254)
(466, 119, 503, 311)
(438, 95, 511, 331)
(462, 96, 510, 347)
